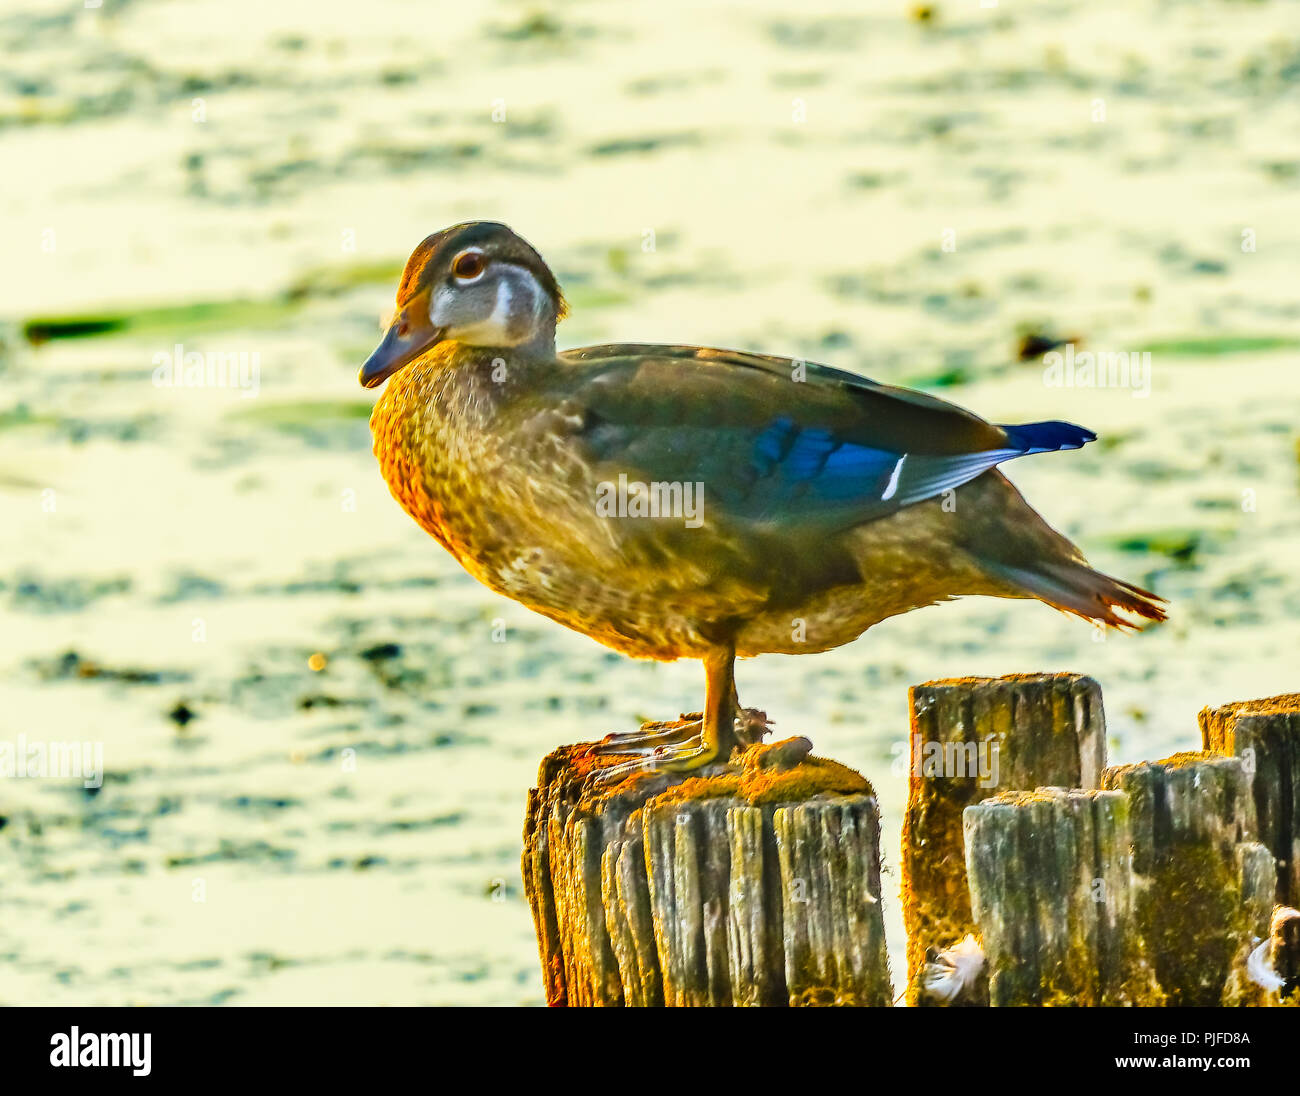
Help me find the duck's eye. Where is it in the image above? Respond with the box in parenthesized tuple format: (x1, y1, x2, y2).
(451, 250, 486, 281)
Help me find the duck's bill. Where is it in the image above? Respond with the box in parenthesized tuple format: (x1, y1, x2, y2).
(359, 293, 444, 389)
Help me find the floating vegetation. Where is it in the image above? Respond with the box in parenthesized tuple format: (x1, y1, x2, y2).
(285, 259, 406, 300)
(900, 366, 972, 389)
(168, 702, 198, 727)
(1101, 528, 1207, 564)
(0, 404, 59, 431)
(556, 283, 632, 312)
(359, 643, 402, 662)
(24, 298, 298, 346)
(21, 258, 408, 346)
(1015, 329, 1072, 361)
(1137, 335, 1300, 357)
(225, 399, 374, 447)
(31, 650, 189, 685)
(587, 132, 701, 157)
(767, 18, 866, 50)
(490, 11, 565, 42)
(10, 576, 133, 614)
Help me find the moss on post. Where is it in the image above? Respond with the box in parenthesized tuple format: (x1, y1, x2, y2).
(901, 673, 1106, 1004)
(522, 729, 893, 1006)
(1102, 752, 1272, 1005)
(962, 787, 1163, 1006)
(1199, 693, 1300, 904)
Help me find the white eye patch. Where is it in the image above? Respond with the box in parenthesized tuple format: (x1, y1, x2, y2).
(431, 263, 545, 346)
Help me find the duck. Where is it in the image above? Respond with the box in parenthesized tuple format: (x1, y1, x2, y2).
(360, 221, 1165, 782)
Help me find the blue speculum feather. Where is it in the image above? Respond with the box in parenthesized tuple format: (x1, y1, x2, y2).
(750, 416, 1097, 508)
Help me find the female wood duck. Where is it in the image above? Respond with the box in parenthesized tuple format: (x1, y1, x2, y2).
(361, 222, 1165, 782)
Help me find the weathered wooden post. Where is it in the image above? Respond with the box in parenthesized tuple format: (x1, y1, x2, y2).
(1200, 693, 1300, 904)
(962, 787, 1164, 1006)
(901, 673, 1106, 1003)
(525, 678, 1300, 1007)
(1101, 753, 1275, 1005)
(522, 729, 893, 1006)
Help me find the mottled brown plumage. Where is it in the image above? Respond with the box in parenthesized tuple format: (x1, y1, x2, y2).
(362, 222, 1165, 779)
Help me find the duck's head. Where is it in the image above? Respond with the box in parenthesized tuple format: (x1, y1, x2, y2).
(360, 221, 567, 388)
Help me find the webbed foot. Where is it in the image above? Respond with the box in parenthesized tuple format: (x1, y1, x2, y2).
(590, 729, 720, 787)
(587, 714, 703, 757)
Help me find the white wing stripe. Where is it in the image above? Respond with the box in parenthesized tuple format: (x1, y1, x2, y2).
(881, 454, 906, 500)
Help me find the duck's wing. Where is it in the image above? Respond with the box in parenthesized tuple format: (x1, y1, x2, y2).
(550, 343, 1094, 529)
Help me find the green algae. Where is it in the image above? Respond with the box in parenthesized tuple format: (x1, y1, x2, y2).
(1138, 844, 1237, 1006)
(23, 298, 299, 345)
(1101, 527, 1210, 562)
(20, 258, 407, 346)
(1137, 335, 1300, 357)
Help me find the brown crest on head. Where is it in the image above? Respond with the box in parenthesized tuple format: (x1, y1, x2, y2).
(395, 221, 568, 320)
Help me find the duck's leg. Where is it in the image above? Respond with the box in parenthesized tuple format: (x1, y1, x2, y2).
(592, 646, 739, 785)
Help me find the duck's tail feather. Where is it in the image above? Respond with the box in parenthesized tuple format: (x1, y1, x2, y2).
(998, 420, 1097, 454)
(987, 559, 1167, 630)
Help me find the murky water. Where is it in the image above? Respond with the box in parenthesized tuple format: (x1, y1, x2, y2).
(1, 0, 1298, 1004)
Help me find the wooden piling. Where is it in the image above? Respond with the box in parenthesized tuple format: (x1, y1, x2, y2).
(1199, 693, 1300, 904)
(1101, 752, 1274, 1005)
(962, 787, 1164, 1006)
(901, 673, 1106, 1003)
(523, 677, 1300, 1007)
(522, 729, 893, 1006)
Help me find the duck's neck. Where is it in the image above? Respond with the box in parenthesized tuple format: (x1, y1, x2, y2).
(509, 320, 557, 361)
(449, 336, 558, 398)
(377, 340, 556, 432)
(369, 340, 554, 565)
